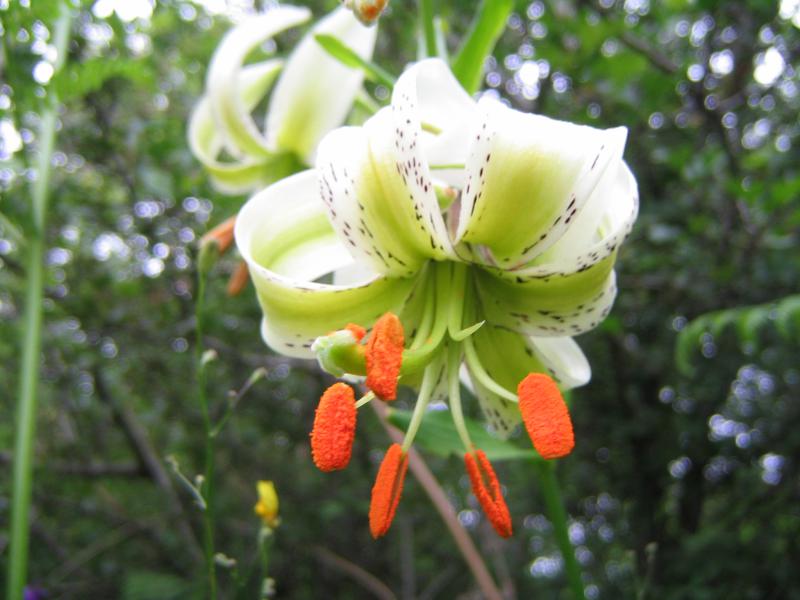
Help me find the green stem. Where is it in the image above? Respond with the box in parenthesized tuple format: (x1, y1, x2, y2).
(196, 261, 218, 599)
(400, 359, 440, 453)
(535, 462, 585, 600)
(6, 7, 71, 600)
(418, 0, 438, 58)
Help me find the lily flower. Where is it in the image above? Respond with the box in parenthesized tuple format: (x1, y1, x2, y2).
(188, 5, 377, 195)
(235, 59, 638, 538)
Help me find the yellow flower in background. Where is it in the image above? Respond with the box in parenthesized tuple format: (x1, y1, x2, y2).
(254, 480, 280, 528)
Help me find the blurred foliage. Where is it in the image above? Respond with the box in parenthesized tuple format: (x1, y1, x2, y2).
(1, 0, 799, 599)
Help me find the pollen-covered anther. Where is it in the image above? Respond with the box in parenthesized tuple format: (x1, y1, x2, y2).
(517, 373, 575, 460)
(464, 449, 513, 538)
(365, 312, 404, 401)
(345, 323, 367, 342)
(369, 443, 408, 538)
(310, 383, 357, 472)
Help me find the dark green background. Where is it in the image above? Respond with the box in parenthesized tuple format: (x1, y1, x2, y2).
(1, 0, 798, 598)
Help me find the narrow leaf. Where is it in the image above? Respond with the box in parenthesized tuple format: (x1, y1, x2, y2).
(452, 0, 514, 94)
(314, 33, 396, 88)
(387, 407, 540, 462)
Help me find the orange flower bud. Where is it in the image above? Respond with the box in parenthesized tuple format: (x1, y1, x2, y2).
(369, 443, 408, 538)
(464, 449, 512, 538)
(200, 215, 237, 255)
(365, 312, 404, 401)
(517, 373, 575, 460)
(311, 383, 357, 472)
(226, 260, 250, 296)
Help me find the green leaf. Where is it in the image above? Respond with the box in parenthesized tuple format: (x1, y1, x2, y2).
(386, 407, 540, 462)
(736, 307, 769, 346)
(675, 317, 707, 376)
(775, 295, 800, 339)
(53, 58, 153, 102)
(314, 34, 396, 88)
(451, 0, 514, 95)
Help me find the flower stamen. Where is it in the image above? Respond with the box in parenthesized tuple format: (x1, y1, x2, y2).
(366, 312, 404, 401)
(345, 323, 367, 342)
(369, 443, 408, 538)
(465, 449, 512, 538)
(517, 373, 575, 460)
(311, 383, 357, 471)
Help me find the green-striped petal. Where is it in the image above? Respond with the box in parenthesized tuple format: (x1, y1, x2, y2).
(455, 98, 627, 268)
(317, 122, 447, 276)
(188, 62, 294, 194)
(235, 169, 418, 357)
(267, 7, 377, 163)
(206, 6, 311, 158)
(313, 60, 477, 276)
(474, 258, 618, 338)
(518, 161, 638, 277)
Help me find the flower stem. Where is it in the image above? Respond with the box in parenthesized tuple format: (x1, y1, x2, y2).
(534, 461, 585, 600)
(418, 0, 438, 58)
(196, 258, 218, 599)
(6, 6, 71, 599)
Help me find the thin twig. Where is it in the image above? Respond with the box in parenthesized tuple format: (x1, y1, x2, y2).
(93, 368, 203, 562)
(370, 401, 503, 600)
(312, 545, 397, 600)
(0, 452, 143, 478)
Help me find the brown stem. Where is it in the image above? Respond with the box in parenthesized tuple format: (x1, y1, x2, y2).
(93, 368, 203, 563)
(370, 401, 503, 600)
(312, 545, 397, 600)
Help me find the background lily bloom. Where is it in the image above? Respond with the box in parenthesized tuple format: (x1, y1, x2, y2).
(235, 58, 638, 535)
(188, 5, 377, 194)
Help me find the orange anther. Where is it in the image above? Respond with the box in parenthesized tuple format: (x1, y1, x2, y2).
(365, 312, 404, 401)
(517, 373, 575, 460)
(200, 215, 237, 255)
(310, 383, 357, 472)
(345, 323, 367, 342)
(226, 260, 250, 296)
(369, 443, 408, 538)
(464, 449, 513, 538)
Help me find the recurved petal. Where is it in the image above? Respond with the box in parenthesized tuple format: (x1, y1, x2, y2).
(267, 7, 377, 163)
(474, 258, 618, 338)
(235, 169, 419, 358)
(206, 6, 311, 158)
(188, 62, 295, 194)
(527, 336, 591, 390)
(389, 58, 478, 188)
(514, 161, 638, 278)
(455, 98, 627, 268)
(317, 123, 445, 276)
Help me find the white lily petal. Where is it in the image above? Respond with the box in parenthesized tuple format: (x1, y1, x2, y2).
(189, 61, 289, 194)
(515, 161, 639, 277)
(527, 336, 591, 389)
(317, 122, 443, 276)
(207, 6, 311, 158)
(456, 98, 627, 268)
(235, 169, 418, 358)
(392, 58, 478, 189)
(332, 259, 379, 286)
(474, 264, 618, 337)
(267, 7, 377, 164)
